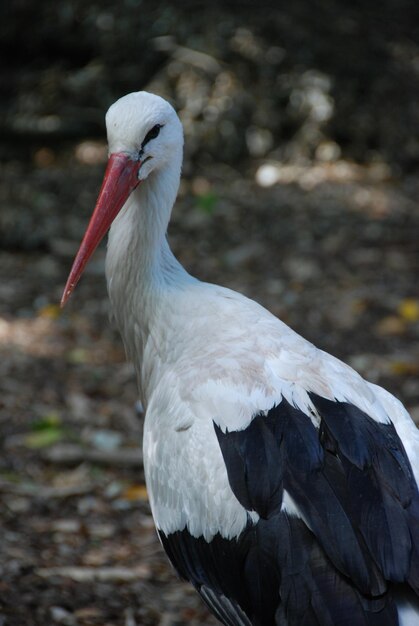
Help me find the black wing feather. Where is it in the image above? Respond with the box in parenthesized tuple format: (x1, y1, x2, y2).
(161, 395, 419, 625)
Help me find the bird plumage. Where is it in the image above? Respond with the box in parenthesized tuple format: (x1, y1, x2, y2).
(63, 91, 419, 625)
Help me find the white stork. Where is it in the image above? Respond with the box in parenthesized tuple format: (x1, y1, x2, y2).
(62, 92, 419, 626)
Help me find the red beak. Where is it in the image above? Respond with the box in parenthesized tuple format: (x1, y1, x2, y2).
(61, 152, 140, 306)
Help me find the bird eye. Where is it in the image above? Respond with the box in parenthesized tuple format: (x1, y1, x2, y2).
(142, 124, 162, 148)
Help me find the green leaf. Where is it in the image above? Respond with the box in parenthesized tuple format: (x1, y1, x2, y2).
(24, 428, 64, 449)
(196, 191, 218, 215)
(32, 412, 62, 431)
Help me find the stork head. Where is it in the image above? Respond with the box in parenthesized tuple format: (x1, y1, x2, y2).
(61, 91, 183, 306)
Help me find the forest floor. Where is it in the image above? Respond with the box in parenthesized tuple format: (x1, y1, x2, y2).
(1, 152, 419, 625)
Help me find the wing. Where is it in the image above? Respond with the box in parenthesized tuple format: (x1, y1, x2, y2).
(159, 393, 419, 626)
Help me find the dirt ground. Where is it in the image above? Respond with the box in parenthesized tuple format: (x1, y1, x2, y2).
(1, 2, 419, 625)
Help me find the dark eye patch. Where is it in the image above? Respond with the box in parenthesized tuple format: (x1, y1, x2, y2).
(142, 124, 162, 148)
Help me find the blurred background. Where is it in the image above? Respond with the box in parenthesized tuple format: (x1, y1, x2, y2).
(1, 1, 419, 624)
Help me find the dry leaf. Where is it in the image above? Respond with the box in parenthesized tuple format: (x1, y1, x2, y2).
(375, 315, 405, 336)
(398, 299, 419, 322)
(391, 361, 419, 376)
(38, 304, 62, 320)
(122, 484, 148, 501)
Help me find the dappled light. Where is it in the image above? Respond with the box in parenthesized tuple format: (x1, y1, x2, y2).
(74, 141, 108, 166)
(0, 314, 64, 358)
(255, 159, 392, 189)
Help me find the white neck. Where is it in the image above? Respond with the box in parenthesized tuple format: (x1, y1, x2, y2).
(105, 159, 195, 367)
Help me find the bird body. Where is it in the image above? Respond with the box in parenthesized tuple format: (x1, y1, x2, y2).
(63, 92, 419, 625)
